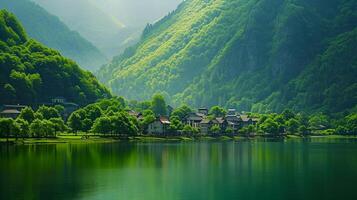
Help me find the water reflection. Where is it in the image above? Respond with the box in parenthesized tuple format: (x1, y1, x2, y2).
(1, 139, 357, 200)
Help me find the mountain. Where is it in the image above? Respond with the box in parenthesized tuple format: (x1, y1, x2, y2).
(30, 0, 183, 58)
(89, 0, 183, 28)
(98, 0, 357, 114)
(0, 0, 107, 71)
(0, 9, 111, 105)
(30, 0, 134, 58)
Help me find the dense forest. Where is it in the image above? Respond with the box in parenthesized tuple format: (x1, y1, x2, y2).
(0, 10, 111, 105)
(0, 0, 107, 71)
(98, 0, 357, 115)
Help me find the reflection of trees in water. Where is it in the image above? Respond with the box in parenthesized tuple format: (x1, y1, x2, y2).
(2, 141, 357, 199)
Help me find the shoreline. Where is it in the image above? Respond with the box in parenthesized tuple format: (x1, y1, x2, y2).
(1, 135, 357, 145)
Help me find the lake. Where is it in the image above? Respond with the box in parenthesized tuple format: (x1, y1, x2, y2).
(1, 138, 357, 200)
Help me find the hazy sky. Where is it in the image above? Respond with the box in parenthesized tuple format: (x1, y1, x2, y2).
(30, 0, 183, 57)
(89, 0, 183, 27)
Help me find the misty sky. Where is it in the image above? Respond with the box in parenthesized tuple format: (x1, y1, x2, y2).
(89, 0, 183, 27)
(30, 0, 183, 56)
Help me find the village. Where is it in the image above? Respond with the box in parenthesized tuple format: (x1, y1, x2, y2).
(0, 96, 260, 137)
(130, 107, 259, 136)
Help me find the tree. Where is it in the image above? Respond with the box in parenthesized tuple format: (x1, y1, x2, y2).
(346, 114, 357, 134)
(183, 125, 196, 136)
(18, 107, 35, 123)
(37, 106, 60, 120)
(141, 110, 156, 133)
(239, 125, 255, 137)
(16, 118, 29, 139)
(282, 109, 295, 121)
(210, 125, 221, 136)
(298, 125, 309, 136)
(110, 112, 139, 136)
(209, 106, 227, 118)
(30, 119, 43, 137)
(171, 105, 192, 121)
(82, 118, 93, 132)
(49, 118, 67, 137)
(286, 118, 300, 134)
(260, 118, 279, 136)
(150, 94, 167, 116)
(169, 116, 184, 133)
(91, 116, 112, 135)
(225, 127, 234, 136)
(84, 105, 102, 121)
(54, 105, 65, 114)
(67, 112, 83, 133)
(308, 114, 329, 130)
(0, 118, 16, 142)
(42, 120, 55, 137)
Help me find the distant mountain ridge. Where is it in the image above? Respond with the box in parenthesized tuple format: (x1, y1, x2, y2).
(0, 0, 107, 71)
(0, 9, 111, 105)
(30, 0, 183, 58)
(30, 0, 138, 58)
(98, 0, 357, 114)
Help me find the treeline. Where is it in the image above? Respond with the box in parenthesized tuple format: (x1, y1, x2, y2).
(0, 94, 167, 139)
(0, 106, 67, 141)
(0, 94, 356, 140)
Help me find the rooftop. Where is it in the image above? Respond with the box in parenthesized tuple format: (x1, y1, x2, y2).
(1, 109, 21, 114)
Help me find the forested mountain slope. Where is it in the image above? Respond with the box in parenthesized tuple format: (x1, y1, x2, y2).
(0, 10, 111, 105)
(31, 0, 183, 58)
(0, 0, 107, 71)
(98, 0, 357, 114)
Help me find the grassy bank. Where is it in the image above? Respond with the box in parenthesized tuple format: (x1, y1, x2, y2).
(1, 134, 357, 145)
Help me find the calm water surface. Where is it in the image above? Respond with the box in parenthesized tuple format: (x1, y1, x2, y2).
(1, 138, 357, 200)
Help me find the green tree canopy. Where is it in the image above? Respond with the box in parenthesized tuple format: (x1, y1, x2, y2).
(150, 94, 167, 116)
(209, 106, 227, 118)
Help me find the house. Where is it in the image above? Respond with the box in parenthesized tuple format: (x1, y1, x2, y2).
(52, 97, 66, 104)
(147, 117, 171, 135)
(252, 118, 259, 126)
(216, 117, 228, 131)
(198, 108, 209, 116)
(0, 109, 21, 119)
(0, 105, 26, 119)
(50, 97, 79, 119)
(227, 109, 237, 116)
(3, 105, 26, 111)
(185, 112, 205, 128)
(240, 115, 253, 127)
(200, 118, 221, 135)
(225, 113, 243, 132)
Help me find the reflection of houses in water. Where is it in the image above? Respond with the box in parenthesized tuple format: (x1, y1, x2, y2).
(0, 105, 26, 119)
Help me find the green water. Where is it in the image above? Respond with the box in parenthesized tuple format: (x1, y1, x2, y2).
(1, 139, 357, 200)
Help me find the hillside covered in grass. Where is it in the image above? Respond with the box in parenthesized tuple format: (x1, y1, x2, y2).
(98, 0, 357, 114)
(0, 10, 111, 105)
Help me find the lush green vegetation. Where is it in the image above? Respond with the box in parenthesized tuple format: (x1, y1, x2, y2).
(98, 0, 357, 115)
(67, 98, 139, 136)
(0, 0, 107, 71)
(1, 94, 356, 142)
(0, 9, 111, 105)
